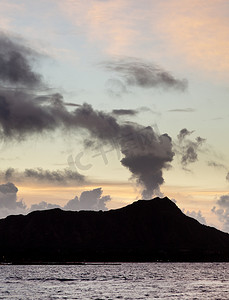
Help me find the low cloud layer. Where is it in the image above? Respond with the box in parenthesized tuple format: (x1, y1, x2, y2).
(212, 195, 229, 232)
(64, 187, 111, 211)
(174, 128, 206, 170)
(101, 57, 188, 93)
(0, 168, 85, 186)
(0, 184, 111, 219)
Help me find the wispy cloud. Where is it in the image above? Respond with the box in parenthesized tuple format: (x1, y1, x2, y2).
(101, 57, 188, 93)
(168, 108, 195, 113)
(58, 0, 229, 76)
(112, 109, 138, 116)
(174, 128, 206, 171)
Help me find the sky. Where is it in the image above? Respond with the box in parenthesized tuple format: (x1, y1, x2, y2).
(0, 0, 229, 231)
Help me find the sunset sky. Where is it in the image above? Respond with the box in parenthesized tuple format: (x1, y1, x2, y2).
(0, 0, 229, 231)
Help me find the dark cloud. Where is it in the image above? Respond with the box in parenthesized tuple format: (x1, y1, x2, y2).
(0, 91, 69, 139)
(0, 182, 18, 194)
(177, 128, 194, 142)
(64, 102, 81, 107)
(0, 33, 174, 198)
(168, 108, 195, 113)
(120, 125, 174, 198)
(24, 168, 85, 184)
(226, 172, 229, 181)
(0, 182, 26, 218)
(212, 195, 229, 232)
(0, 98, 174, 197)
(185, 210, 206, 225)
(112, 109, 138, 116)
(101, 57, 188, 92)
(0, 33, 43, 88)
(0, 167, 85, 186)
(175, 129, 206, 170)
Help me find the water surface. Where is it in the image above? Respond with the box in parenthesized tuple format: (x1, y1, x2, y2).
(0, 263, 229, 299)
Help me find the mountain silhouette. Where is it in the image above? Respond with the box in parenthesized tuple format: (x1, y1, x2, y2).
(1, 197, 229, 263)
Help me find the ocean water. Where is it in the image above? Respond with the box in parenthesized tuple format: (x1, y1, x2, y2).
(0, 263, 229, 299)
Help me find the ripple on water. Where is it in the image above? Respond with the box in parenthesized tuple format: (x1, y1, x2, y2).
(0, 263, 229, 299)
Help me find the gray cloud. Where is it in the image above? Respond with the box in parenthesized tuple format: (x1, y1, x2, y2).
(0, 182, 26, 218)
(24, 168, 85, 184)
(207, 161, 227, 169)
(120, 125, 174, 198)
(175, 129, 206, 170)
(64, 102, 81, 107)
(0, 98, 174, 197)
(0, 182, 18, 194)
(30, 202, 61, 211)
(105, 78, 128, 97)
(212, 195, 229, 232)
(0, 167, 85, 186)
(207, 161, 229, 181)
(0, 33, 43, 88)
(0, 33, 174, 198)
(177, 128, 194, 142)
(30, 188, 110, 213)
(216, 195, 229, 208)
(112, 109, 138, 116)
(168, 108, 195, 113)
(101, 57, 188, 92)
(185, 210, 206, 225)
(226, 172, 229, 181)
(64, 188, 111, 211)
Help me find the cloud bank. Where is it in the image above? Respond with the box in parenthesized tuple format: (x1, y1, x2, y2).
(0, 184, 111, 219)
(185, 209, 206, 225)
(212, 195, 229, 232)
(0, 167, 85, 186)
